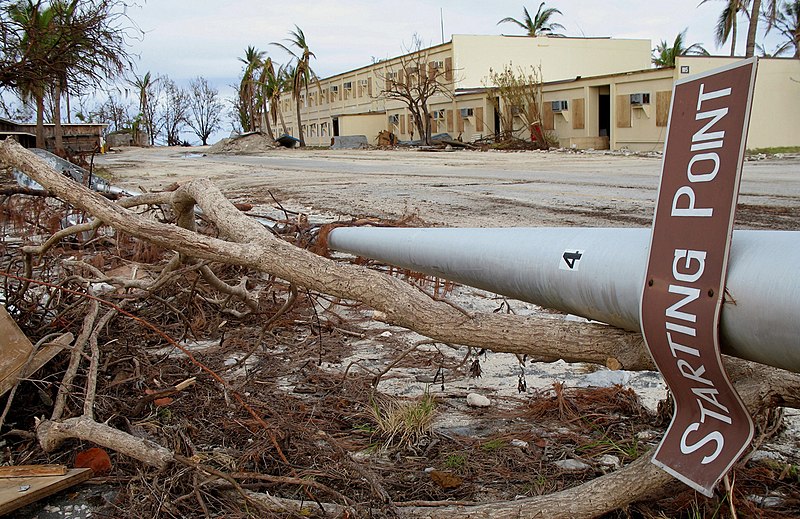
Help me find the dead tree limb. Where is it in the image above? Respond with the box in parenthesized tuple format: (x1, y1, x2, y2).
(36, 415, 174, 469)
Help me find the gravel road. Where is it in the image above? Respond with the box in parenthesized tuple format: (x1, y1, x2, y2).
(95, 146, 800, 229)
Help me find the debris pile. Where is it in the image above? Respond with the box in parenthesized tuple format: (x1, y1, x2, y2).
(207, 132, 278, 154)
(0, 141, 798, 518)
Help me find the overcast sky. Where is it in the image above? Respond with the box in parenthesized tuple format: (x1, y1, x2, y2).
(126, 0, 785, 84)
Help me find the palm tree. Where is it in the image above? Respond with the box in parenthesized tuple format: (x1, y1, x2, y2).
(255, 57, 284, 141)
(700, 0, 749, 56)
(9, 0, 56, 148)
(769, 0, 800, 57)
(129, 72, 159, 145)
(652, 29, 710, 67)
(237, 46, 265, 133)
(272, 26, 319, 147)
(497, 2, 565, 37)
(744, 0, 779, 56)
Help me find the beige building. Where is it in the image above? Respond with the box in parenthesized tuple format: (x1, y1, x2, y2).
(278, 35, 800, 151)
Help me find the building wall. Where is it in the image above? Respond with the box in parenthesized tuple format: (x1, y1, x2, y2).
(534, 58, 800, 152)
(451, 35, 653, 88)
(338, 113, 387, 142)
(674, 57, 800, 150)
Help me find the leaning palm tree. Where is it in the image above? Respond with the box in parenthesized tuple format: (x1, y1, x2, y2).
(652, 29, 710, 67)
(237, 46, 265, 133)
(255, 56, 277, 140)
(271, 26, 319, 147)
(497, 2, 565, 37)
(700, 0, 749, 56)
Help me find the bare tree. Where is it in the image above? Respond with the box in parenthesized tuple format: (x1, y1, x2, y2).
(92, 94, 133, 134)
(187, 76, 223, 146)
(159, 77, 189, 146)
(377, 35, 453, 145)
(485, 64, 550, 147)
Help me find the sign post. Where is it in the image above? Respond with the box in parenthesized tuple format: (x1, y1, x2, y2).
(640, 58, 758, 497)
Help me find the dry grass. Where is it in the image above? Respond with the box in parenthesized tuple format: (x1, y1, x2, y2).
(368, 391, 436, 449)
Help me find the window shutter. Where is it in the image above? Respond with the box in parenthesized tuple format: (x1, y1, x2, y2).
(475, 107, 483, 130)
(457, 111, 465, 132)
(543, 103, 555, 131)
(572, 98, 585, 130)
(656, 91, 671, 127)
(368, 78, 373, 96)
(446, 110, 453, 132)
(616, 95, 631, 128)
(400, 115, 405, 134)
(444, 57, 453, 81)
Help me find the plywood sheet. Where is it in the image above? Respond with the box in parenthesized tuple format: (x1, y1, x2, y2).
(616, 95, 632, 128)
(656, 90, 671, 127)
(0, 468, 92, 516)
(572, 98, 585, 130)
(0, 307, 70, 396)
(542, 103, 555, 131)
(475, 107, 484, 132)
(446, 110, 454, 132)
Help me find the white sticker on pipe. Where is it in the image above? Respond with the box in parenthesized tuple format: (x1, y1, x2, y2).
(560, 249, 584, 271)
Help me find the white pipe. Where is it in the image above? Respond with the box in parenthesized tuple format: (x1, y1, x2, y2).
(327, 227, 800, 373)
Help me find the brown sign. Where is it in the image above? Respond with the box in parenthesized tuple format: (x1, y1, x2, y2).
(640, 58, 758, 497)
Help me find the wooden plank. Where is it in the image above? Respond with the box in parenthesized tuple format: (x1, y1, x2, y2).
(616, 94, 632, 128)
(572, 98, 585, 130)
(400, 114, 405, 135)
(0, 468, 92, 515)
(444, 57, 453, 81)
(475, 107, 484, 132)
(656, 90, 671, 127)
(446, 110, 453, 132)
(457, 111, 465, 133)
(0, 465, 67, 478)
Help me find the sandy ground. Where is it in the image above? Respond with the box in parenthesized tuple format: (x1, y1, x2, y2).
(95, 146, 800, 230)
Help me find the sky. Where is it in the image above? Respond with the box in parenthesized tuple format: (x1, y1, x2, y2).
(118, 0, 787, 141)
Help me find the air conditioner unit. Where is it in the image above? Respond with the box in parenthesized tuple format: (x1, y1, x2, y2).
(432, 110, 445, 119)
(551, 100, 568, 112)
(460, 108, 474, 118)
(359, 79, 369, 86)
(630, 93, 651, 106)
(343, 81, 352, 89)
(330, 85, 339, 92)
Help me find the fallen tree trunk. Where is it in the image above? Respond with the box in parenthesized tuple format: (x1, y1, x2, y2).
(0, 139, 652, 370)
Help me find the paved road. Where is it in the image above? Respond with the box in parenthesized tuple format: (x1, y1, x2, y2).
(96, 147, 800, 229)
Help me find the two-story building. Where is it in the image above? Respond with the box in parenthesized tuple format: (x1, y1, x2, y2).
(277, 34, 800, 151)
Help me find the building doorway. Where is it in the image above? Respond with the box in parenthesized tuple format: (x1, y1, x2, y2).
(493, 98, 501, 137)
(599, 94, 610, 138)
(332, 117, 340, 137)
